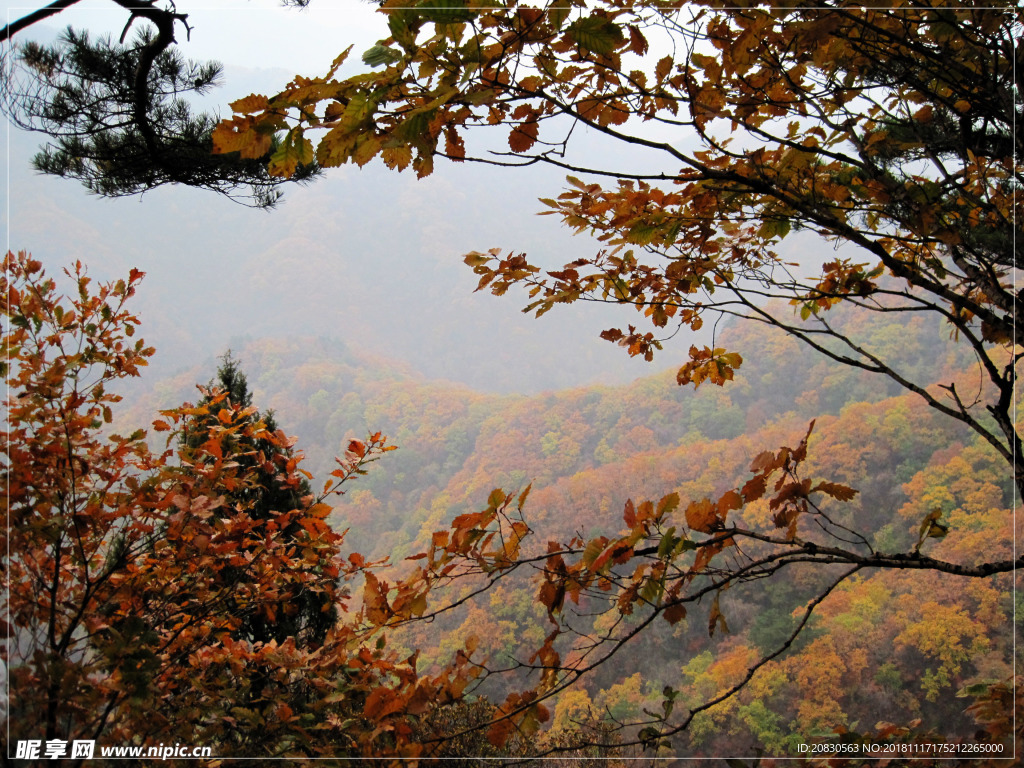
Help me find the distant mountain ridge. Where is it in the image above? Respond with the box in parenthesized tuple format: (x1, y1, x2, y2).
(105, 271, 1015, 758)
(117, 294, 975, 560)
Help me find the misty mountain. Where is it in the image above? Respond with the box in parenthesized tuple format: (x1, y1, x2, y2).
(4, 45, 676, 394)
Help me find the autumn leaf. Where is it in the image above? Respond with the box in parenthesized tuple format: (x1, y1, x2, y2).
(623, 498, 637, 528)
(509, 120, 539, 153)
(229, 93, 270, 113)
(741, 474, 767, 503)
(268, 130, 315, 178)
(2, 252, 434, 757)
(708, 592, 730, 637)
(363, 687, 407, 720)
(916, 507, 949, 550)
(677, 346, 743, 388)
(211, 116, 274, 159)
(178, 2, 1022, 748)
(381, 145, 413, 172)
(663, 602, 687, 626)
(567, 16, 625, 55)
(656, 491, 681, 520)
(627, 25, 649, 56)
(685, 498, 719, 534)
(486, 713, 516, 748)
(812, 481, 858, 502)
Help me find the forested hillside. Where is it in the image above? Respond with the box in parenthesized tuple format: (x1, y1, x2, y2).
(123, 292, 976, 556)
(5, 0, 1019, 763)
(111, 291, 1017, 758)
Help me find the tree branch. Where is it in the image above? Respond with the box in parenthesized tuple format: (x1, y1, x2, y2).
(1, 0, 82, 42)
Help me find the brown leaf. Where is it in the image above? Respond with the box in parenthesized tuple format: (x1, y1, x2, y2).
(628, 25, 649, 56)
(717, 489, 743, 516)
(509, 120, 539, 153)
(664, 602, 687, 625)
(749, 450, 777, 473)
(813, 481, 858, 502)
(708, 592, 730, 637)
(363, 687, 406, 720)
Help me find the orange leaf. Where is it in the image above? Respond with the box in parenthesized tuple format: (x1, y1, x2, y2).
(307, 502, 332, 519)
(685, 498, 719, 534)
(623, 499, 637, 528)
(717, 489, 743, 516)
(749, 450, 776, 473)
(509, 120, 539, 153)
(741, 474, 767, 502)
(487, 717, 516, 748)
(211, 115, 273, 159)
(363, 687, 407, 720)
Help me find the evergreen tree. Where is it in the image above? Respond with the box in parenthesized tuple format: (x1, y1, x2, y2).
(182, 352, 337, 647)
(3, 3, 316, 207)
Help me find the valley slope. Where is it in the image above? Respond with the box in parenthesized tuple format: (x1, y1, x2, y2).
(118, 297, 1017, 757)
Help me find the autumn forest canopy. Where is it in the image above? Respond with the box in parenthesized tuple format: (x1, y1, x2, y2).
(2, 0, 1022, 764)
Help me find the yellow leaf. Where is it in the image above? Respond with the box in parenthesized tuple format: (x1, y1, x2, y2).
(268, 143, 299, 178)
(211, 116, 273, 159)
(381, 145, 413, 171)
(352, 134, 382, 167)
(308, 503, 332, 519)
(409, 592, 428, 617)
(325, 45, 353, 79)
(229, 93, 269, 113)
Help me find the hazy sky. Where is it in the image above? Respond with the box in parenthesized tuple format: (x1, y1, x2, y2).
(4, 1, 685, 393)
(2, 2, 828, 394)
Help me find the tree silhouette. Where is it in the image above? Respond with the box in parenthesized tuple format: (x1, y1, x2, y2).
(2, 0, 316, 207)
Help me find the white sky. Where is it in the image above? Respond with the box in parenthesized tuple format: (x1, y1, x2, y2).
(3, 1, 382, 76)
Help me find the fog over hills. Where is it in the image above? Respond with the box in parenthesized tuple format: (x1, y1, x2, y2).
(6, 57, 682, 393)
(3, 3, 848, 402)
(3, 9, 837, 396)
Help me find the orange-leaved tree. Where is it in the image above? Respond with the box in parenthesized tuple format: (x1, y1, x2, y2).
(211, 0, 1021, 755)
(1, 250, 500, 761)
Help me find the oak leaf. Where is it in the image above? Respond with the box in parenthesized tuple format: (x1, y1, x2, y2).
(508, 120, 539, 153)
